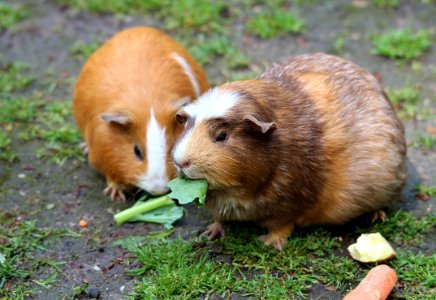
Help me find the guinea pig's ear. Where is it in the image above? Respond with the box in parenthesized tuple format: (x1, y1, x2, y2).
(172, 96, 191, 110)
(101, 113, 130, 125)
(243, 115, 277, 135)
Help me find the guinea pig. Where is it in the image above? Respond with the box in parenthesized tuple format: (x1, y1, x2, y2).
(73, 27, 209, 201)
(173, 53, 407, 250)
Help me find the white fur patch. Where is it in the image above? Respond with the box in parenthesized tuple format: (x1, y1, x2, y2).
(184, 87, 240, 124)
(172, 127, 192, 172)
(173, 88, 240, 171)
(171, 52, 201, 98)
(137, 108, 169, 195)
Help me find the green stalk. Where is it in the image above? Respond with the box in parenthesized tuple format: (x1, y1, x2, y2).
(114, 195, 174, 225)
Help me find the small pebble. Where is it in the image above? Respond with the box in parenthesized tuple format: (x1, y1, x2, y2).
(93, 265, 102, 272)
(46, 203, 55, 210)
(88, 287, 101, 299)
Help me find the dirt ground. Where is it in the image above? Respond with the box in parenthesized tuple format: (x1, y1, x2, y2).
(0, 0, 435, 299)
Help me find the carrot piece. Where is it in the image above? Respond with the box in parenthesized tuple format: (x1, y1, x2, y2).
(79, 219, 88, 228)
(343, 264, 397, 300)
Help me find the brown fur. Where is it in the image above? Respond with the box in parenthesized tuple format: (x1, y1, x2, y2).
(73, 27, 209, 200)
(175, 53, 407, 249)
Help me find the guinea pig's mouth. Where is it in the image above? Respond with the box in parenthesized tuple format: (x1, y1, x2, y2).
(175, 166, 187, 178)
(177, 168, 202, 181)
(179, 171, 189, 178)
(179, 170, 195, 179)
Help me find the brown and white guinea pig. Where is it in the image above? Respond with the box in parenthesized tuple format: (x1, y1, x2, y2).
(172, 53, 407, 250)
(73, 27, 209, 201)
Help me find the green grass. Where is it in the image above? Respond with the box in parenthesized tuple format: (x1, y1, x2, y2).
(331, 36, 346, 54)
(374, 0, 400, 8)
(0, 131, 13, 162)
(0, 216, 65, 298)
(56, 0, 165, 14)
(386, 85, 421, 119)
(58, 0, 230, 32)
(0, 62, 36, 162)
(187, 34, 249, 69)
(372, 28, 432, 60)
(0, 60, 82, 164)
(392, 251, 436, 299)
(35, 125, 82, 165)
(415, 184, 436, 197)
(315, 255, 360, 289)
(0, 3, 29, 30)
(164, 0, 229, 33)
(412, 135, 436, 149)
(0, 95, 40, 124)
(0, 62, 34, 93)
(119, 232, 321, 298)
(294, 0, 320, 4)
(130, 242, 240, 298)
(70, 40, 103, 60)
(68, 282, 90, 299)
(246, 9, 305, 39)
(32, 101, 82, 165)
(0, 92, 82, 165)
(117, 211, 434, 298)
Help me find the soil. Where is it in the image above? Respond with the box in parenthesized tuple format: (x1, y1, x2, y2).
(0, 0, 435, 299)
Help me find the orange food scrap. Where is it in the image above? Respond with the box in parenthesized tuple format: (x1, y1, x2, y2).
(426, 126, 436, 135)
(343, 264, 397, 300)
(79, 219, 88, 228)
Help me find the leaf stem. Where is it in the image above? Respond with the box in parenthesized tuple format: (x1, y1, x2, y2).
(114, 195, 174, 225)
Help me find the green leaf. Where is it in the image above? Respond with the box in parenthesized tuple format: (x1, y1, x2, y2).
(113, 195, 174, 225)
(167, 177, 208, 206)
(130, 204, 184, 229)
(114, 178, 208, 228)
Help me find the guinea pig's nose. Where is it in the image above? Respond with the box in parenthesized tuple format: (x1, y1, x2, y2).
(175, 159, 191, 169)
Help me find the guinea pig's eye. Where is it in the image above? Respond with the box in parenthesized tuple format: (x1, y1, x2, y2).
(133, 145, 144, 161)
(176, 112, 188, 125)
(215, 132, 228, 143)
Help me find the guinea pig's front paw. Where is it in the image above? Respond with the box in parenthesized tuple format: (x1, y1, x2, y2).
(371, 209, 387, 223)
(79, 142, 89, 156)
(201, 221, 226, 240)
(258, 223, 294, 251)
(103, 181, 127, 202)
(258, 234, 287, 251)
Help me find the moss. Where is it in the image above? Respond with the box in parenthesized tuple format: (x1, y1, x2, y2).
(0, 3, 29, 30)
(246, 9, 305, 39)
(372, 28, 432, 60)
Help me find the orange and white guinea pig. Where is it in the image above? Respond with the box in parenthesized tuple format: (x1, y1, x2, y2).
(73, 27, 209, 201)
(173, 53, 407, 250)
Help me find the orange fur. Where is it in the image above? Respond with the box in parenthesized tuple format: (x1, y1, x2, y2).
(73, 27, 209, 200)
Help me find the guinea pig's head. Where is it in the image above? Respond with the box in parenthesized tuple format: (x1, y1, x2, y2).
(95, 97, 189, 195)
(172, 83, 278, 190)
